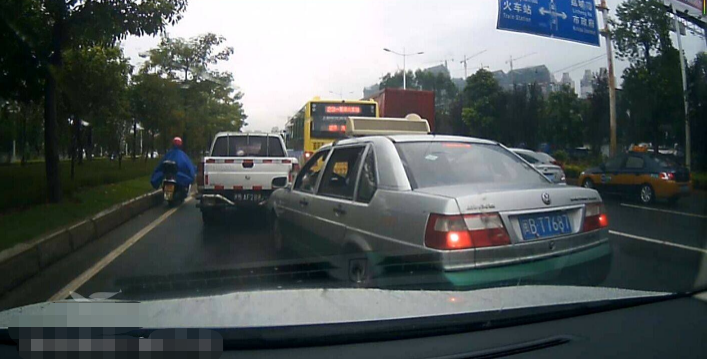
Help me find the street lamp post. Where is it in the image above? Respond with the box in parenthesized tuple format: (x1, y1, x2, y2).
(383, 47, 424, 90)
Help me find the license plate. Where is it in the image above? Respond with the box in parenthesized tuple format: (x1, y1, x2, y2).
(518, 212, 572, 241)
(234, 193, 263, 202)
(164, 184, 175, 193)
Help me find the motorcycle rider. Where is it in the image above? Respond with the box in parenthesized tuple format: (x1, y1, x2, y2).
(150, 137, 197, 192)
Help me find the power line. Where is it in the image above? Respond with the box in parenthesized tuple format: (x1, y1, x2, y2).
(553, 54, 606, 74)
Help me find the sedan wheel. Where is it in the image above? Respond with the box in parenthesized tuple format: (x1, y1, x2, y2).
(639, 184, 654, 204)
(582, 178, 594, 189)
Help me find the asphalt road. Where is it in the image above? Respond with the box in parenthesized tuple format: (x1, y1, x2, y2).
(1, 190, 706, 310)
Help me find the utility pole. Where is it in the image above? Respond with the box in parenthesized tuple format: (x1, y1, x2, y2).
(670, 5, 691, 169)
(384, 47, 425, 90)
(597, 0, 617, 157)
(460, 50, 488, 78)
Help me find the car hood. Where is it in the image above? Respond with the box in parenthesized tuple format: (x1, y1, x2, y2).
(0, 286, 668, 328)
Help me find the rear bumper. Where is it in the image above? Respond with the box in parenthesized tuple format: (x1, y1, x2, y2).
(443, 240, 612, 288)
(654, 181, 691, 199)
(197, 192, 271, 210)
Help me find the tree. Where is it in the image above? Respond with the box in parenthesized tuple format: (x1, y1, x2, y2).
(461, 69, 504, 139)
(584, 70, 610, 155)
(139, 33, 246, 154)
(130, 73, 181, 158)
(688, 53, 707, 169)
(542, 85, 583, 150)
(378, 70, 417, 90)
(612, 0, 676, 154)
(60, 46, 132, 175)
(0, 0, 187, 202)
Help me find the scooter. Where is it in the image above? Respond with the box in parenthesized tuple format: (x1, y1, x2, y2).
(162, 160, 189, 206)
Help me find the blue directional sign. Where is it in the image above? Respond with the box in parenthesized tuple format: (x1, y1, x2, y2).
(497, 0, 600, 46)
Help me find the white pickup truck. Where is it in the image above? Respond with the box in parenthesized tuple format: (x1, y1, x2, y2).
(197, 132, 298, 224)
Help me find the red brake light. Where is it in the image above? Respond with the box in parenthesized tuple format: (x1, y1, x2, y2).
(205, 159, 216, 164)
(425, 213, 510, 250)
(659, 172, 675, 181)
(583, 203, 609, 232)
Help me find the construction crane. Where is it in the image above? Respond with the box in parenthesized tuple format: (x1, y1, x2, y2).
(505, 52, 537, 85)
(505, 52, 536, 73)
(459, 50, 487, 78)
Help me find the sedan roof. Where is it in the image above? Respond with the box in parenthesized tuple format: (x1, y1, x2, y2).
(323, 134, 498, 149)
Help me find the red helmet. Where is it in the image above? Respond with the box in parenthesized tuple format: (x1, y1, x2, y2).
(173, 137, 183, 147)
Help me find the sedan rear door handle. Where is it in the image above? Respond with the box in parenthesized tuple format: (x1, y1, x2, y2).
(299, 199, 309, 207)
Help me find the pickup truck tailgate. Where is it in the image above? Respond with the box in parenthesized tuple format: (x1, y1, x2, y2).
(204, 158, 293, 190)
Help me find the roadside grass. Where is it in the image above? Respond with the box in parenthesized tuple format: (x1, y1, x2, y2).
(0, 176, 155, 252)
(0, 158, 159, 213)
(693, 172, 707, 190)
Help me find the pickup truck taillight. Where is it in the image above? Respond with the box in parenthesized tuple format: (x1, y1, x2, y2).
(424, 213, 511, 250)
(583, 203, 608, 232)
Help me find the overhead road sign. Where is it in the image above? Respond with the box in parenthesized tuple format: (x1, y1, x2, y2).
(497, 0, 600, 46)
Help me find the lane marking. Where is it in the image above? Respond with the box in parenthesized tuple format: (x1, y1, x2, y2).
(619, 203, 707, 219)
(610, 230, 707, 255)
(49, 197, 193, 301)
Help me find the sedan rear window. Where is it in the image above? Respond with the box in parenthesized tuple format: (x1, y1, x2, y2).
(395, 142, 548, 189)
(211, 136, 285, 157)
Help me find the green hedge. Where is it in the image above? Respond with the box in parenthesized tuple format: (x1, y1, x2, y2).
(0, 158, 160, 212)
(564, 164, 583, 179)
(693, 172, 707, 190)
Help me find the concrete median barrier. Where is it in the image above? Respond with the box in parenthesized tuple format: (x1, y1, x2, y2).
(37, 230, 73, 268)
(0, 245, 40, 294)
(0, 190, 161, 297)
(68, 220, 97, 250)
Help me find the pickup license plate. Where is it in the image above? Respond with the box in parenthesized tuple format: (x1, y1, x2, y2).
(518, 212, 572, 241)
(234, 193, 263, 202)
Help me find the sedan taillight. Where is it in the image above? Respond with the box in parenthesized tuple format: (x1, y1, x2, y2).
(659, 172, 675, 181)
(425, 213, 511, 250)
(583, 203, 609, 232)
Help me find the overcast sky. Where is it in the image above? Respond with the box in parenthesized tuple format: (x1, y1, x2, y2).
(122, 0, 707, 132)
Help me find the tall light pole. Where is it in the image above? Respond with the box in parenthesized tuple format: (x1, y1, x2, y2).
(383, 47, 424, 90)
(597, 0, 618, 157)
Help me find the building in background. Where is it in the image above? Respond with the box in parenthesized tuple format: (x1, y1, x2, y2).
(492, 65, 555, 96)
(580, 69, 594, 99)
(559, 72, 575, 92)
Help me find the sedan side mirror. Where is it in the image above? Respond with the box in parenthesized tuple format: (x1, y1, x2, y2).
(272, 177, 288, 189)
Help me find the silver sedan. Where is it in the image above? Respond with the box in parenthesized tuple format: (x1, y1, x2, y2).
(268, 135, 610, 287)
(510, 148, 566, 184)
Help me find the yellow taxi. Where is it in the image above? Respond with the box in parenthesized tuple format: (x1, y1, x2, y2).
(578, 151, 691, 204)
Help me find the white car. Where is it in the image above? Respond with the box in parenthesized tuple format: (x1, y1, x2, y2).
(510, 148, 566, 184)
